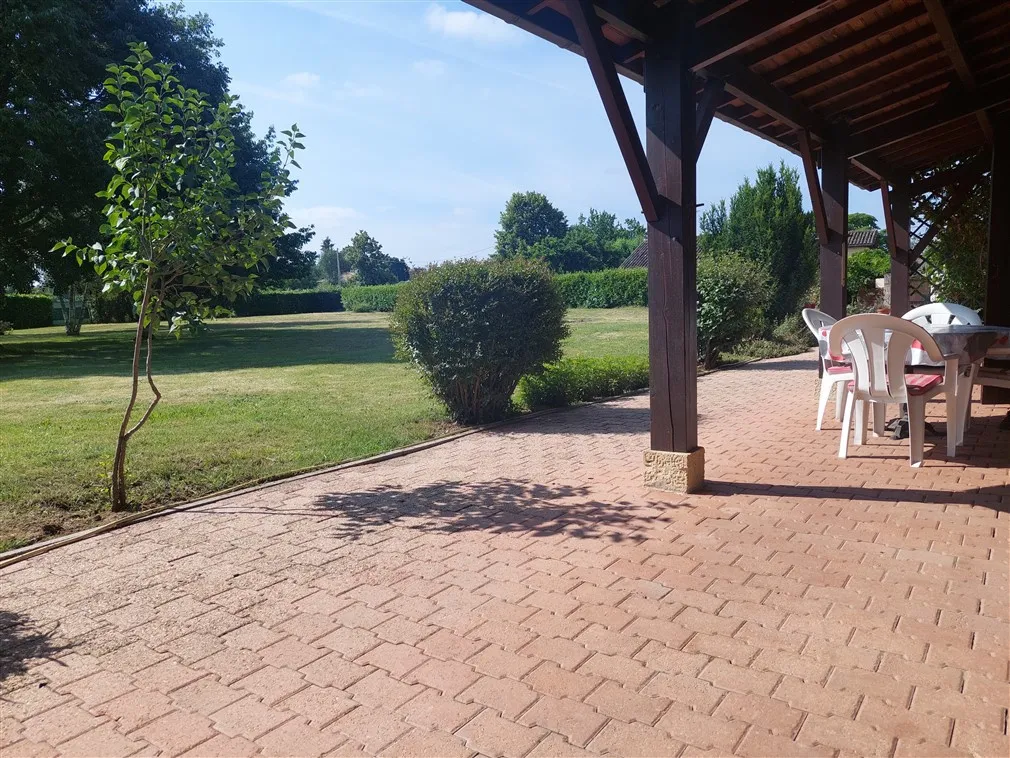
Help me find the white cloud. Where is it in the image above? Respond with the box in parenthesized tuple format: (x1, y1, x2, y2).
(335, 81, 383, 99)
(412, 59, 447, 78)
(282, 71, 320, 88)
(424, 3, 522, 45)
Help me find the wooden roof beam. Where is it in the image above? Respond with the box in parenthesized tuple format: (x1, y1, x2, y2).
(923, 0, 994, 142)
(564, 0, 660, 222)
(692, 0, 832, 70)
(848, 76, 1010, 157)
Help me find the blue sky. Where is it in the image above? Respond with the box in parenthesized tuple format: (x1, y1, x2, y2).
(188, 0, 884, 265)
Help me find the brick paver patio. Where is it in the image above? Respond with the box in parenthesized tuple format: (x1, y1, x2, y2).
(2, 353, 1008, 757)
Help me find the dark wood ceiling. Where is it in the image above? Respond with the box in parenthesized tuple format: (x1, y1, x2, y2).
(463, 0, 1010, 190)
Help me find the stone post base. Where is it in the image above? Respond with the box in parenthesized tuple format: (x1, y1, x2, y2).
(643, 447, 705, 493)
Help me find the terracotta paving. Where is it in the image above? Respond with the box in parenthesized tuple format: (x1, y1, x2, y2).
(2, 352, 1009, 758)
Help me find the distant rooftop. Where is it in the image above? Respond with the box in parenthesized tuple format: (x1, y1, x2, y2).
(848, 229, 879, 248)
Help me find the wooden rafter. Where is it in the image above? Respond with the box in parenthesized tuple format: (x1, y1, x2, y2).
(692, 0, 831, 70)
(848, 75, 1010, 157)
(695, 78, 724, 157)
(797, 130, 829, 246)
(564, 0, 660, 222)
(922, 0, 994, 142)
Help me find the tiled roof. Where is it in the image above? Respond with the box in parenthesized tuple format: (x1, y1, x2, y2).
(620, 240, 648, 268)
(848, 229, 879, 248)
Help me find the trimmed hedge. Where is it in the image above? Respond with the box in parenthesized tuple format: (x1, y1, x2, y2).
(518, 356, 649, 408)
(233, 289, 342, 317)
(555, 268, 647, 308)
(342, 284, 404, 312)
(0, 294, 54, 329)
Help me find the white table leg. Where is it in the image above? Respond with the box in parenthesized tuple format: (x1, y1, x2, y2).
(945, 357, 959, 457)
(956, 365, 975, 445)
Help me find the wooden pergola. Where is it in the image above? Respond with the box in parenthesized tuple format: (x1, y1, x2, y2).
(464, 0, 1010, 491)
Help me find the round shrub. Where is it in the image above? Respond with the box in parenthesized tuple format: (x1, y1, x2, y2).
(391, 258, 569, 424)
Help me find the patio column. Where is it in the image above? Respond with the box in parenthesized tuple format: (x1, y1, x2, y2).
(983, 113, 1010, 403)
(882, 175, 911, 316)
(819, 144, 849, 319)
(642, 8, 703, 493)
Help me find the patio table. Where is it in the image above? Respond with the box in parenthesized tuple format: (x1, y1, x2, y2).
(924, 324, 1010, 455)
(819, 323, 1010, 457)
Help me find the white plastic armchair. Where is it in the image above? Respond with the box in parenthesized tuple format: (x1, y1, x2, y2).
(829, 314, 950, 467)
(802, 308, 852, 430)
(902, 302, 982, 326)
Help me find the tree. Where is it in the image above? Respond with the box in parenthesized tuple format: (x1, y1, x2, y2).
(56, 44, 302, 511)
(494, 192, 568, 259)
(342, 231, 409, 285)
(528, 226, 604, 273)
(848, 212, 879, 229)
(707, 163, 816, 321)
(256, 226, 316, 287)
(317, 236, 342, 284)
(1, 0, 284, 300)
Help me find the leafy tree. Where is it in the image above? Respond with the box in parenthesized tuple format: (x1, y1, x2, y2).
(699, 199, 728, 252)
(528, 226, 603, 273)
(921, 175, 989, 310)
(256, 226, 316, 287)
(848, 212, 879, 229)
(1, 0, 283, 299)
(342, 231, 409, 285)
(317, 236, 342, 284)
(706, 163, 816, 320)
(494, 191, 568, 259)
(697, 252, 770, 368)
(846, 247, 889, 302)
(55, 44, 302, 511)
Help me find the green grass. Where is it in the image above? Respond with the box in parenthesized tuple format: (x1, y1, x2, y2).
(0, 308, 650, 549)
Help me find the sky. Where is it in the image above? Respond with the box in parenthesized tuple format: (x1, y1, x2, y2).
(186, 0, 885, 266)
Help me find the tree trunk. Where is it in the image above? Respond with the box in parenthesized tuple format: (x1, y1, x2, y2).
(111, 273, 156, 511)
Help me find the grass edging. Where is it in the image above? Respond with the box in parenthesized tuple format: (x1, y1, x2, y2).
(0, 351, 804, 570)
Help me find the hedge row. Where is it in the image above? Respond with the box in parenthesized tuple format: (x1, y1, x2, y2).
(341, 284, 404, 312)
(233, 289, 342, 317)
(519, 356, 649, 408)
(555, 268, 647, 308)
(0, 294, 54, 329)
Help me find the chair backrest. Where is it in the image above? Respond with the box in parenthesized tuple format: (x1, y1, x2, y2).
(801, 308, 837, 365)
(901, 302, 981, 326)
(828, 314, 944, 402)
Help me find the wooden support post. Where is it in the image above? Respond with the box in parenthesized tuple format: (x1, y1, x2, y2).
(798, 133, 848, 318)
(983, 115, 1010, 403)
(642, 7, 703, 492)
(819, 144, 849, 319)
(881, 176, 911, 316)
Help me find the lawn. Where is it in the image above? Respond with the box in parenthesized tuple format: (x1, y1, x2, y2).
(0, 308, 650, 550)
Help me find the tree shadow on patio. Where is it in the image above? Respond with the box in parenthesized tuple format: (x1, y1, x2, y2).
(0, 611, 64, 685)
(310, 478, 676, 542)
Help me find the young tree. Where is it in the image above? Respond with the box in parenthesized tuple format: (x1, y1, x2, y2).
(55, 43, 302, 511)
(494, 191, 568, 259)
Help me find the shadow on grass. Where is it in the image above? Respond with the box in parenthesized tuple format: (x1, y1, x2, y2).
(0, 323, 397, 379)
(0, 612, 64, 684)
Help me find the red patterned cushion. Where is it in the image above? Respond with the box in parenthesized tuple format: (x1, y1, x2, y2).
(904, 373, 942, 395)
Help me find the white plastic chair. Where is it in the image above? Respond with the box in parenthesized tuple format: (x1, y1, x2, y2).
(901, 302, 982, 327)
(829, 314, 951, 467)
(802, 308, 852, 430)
